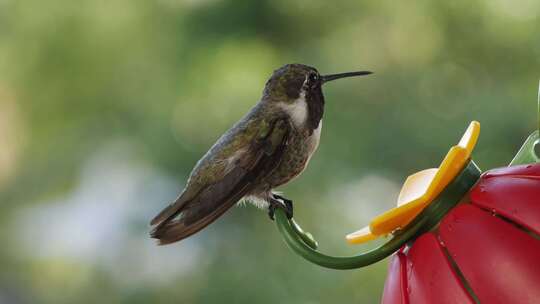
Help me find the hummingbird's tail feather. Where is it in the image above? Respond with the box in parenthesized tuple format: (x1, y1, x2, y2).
(150, 191, 191, 226)
(149, 195, 241, 245)
(150, 169, 254, 244)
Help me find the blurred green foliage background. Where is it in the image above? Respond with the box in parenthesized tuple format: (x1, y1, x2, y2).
(1, 0, 539, 303)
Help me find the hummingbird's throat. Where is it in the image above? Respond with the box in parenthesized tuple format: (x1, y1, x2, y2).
(279, 94, 309, 128)
(278, 83, 324, 134)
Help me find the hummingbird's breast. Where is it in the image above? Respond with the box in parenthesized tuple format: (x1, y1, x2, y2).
(262, 119, 322, 189)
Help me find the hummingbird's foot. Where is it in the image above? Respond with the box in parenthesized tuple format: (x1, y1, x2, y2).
(268, 194, 293, 220)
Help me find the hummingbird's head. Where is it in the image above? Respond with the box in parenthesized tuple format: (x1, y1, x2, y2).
(263, 63, 372, 131)
(263, 64, 321, 102)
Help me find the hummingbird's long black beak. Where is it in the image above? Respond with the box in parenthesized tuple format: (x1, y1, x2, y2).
(321, 71, 373, 84)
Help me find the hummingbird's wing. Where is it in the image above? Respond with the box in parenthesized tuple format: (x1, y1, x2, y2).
(150, 117, 290, 245)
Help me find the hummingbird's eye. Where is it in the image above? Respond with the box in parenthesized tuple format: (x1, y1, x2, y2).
(308, 73, 319, 83)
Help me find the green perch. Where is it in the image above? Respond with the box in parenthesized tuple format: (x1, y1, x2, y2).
(274, 161, 481, 270)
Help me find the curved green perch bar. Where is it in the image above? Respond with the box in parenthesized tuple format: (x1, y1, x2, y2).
(274, 161, 481, 270)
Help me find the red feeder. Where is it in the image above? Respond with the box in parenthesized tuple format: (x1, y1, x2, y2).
(341, 120, 540, 303)
(382, 164, 540, 304)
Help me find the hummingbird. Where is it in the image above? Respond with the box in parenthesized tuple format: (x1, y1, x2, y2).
(150, 63, 371, 245)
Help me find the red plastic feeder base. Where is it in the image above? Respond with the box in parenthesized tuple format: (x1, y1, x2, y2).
(382, 163, 540, 304)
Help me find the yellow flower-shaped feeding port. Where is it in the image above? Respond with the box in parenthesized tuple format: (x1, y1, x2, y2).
(346, 121, 480, 245)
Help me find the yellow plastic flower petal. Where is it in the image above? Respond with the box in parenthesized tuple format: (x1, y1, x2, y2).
(346, 121, 480, 245)
(345, 226, 378, 244)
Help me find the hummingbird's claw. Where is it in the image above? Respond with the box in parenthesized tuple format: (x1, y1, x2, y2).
(268, 195, 294, 220)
